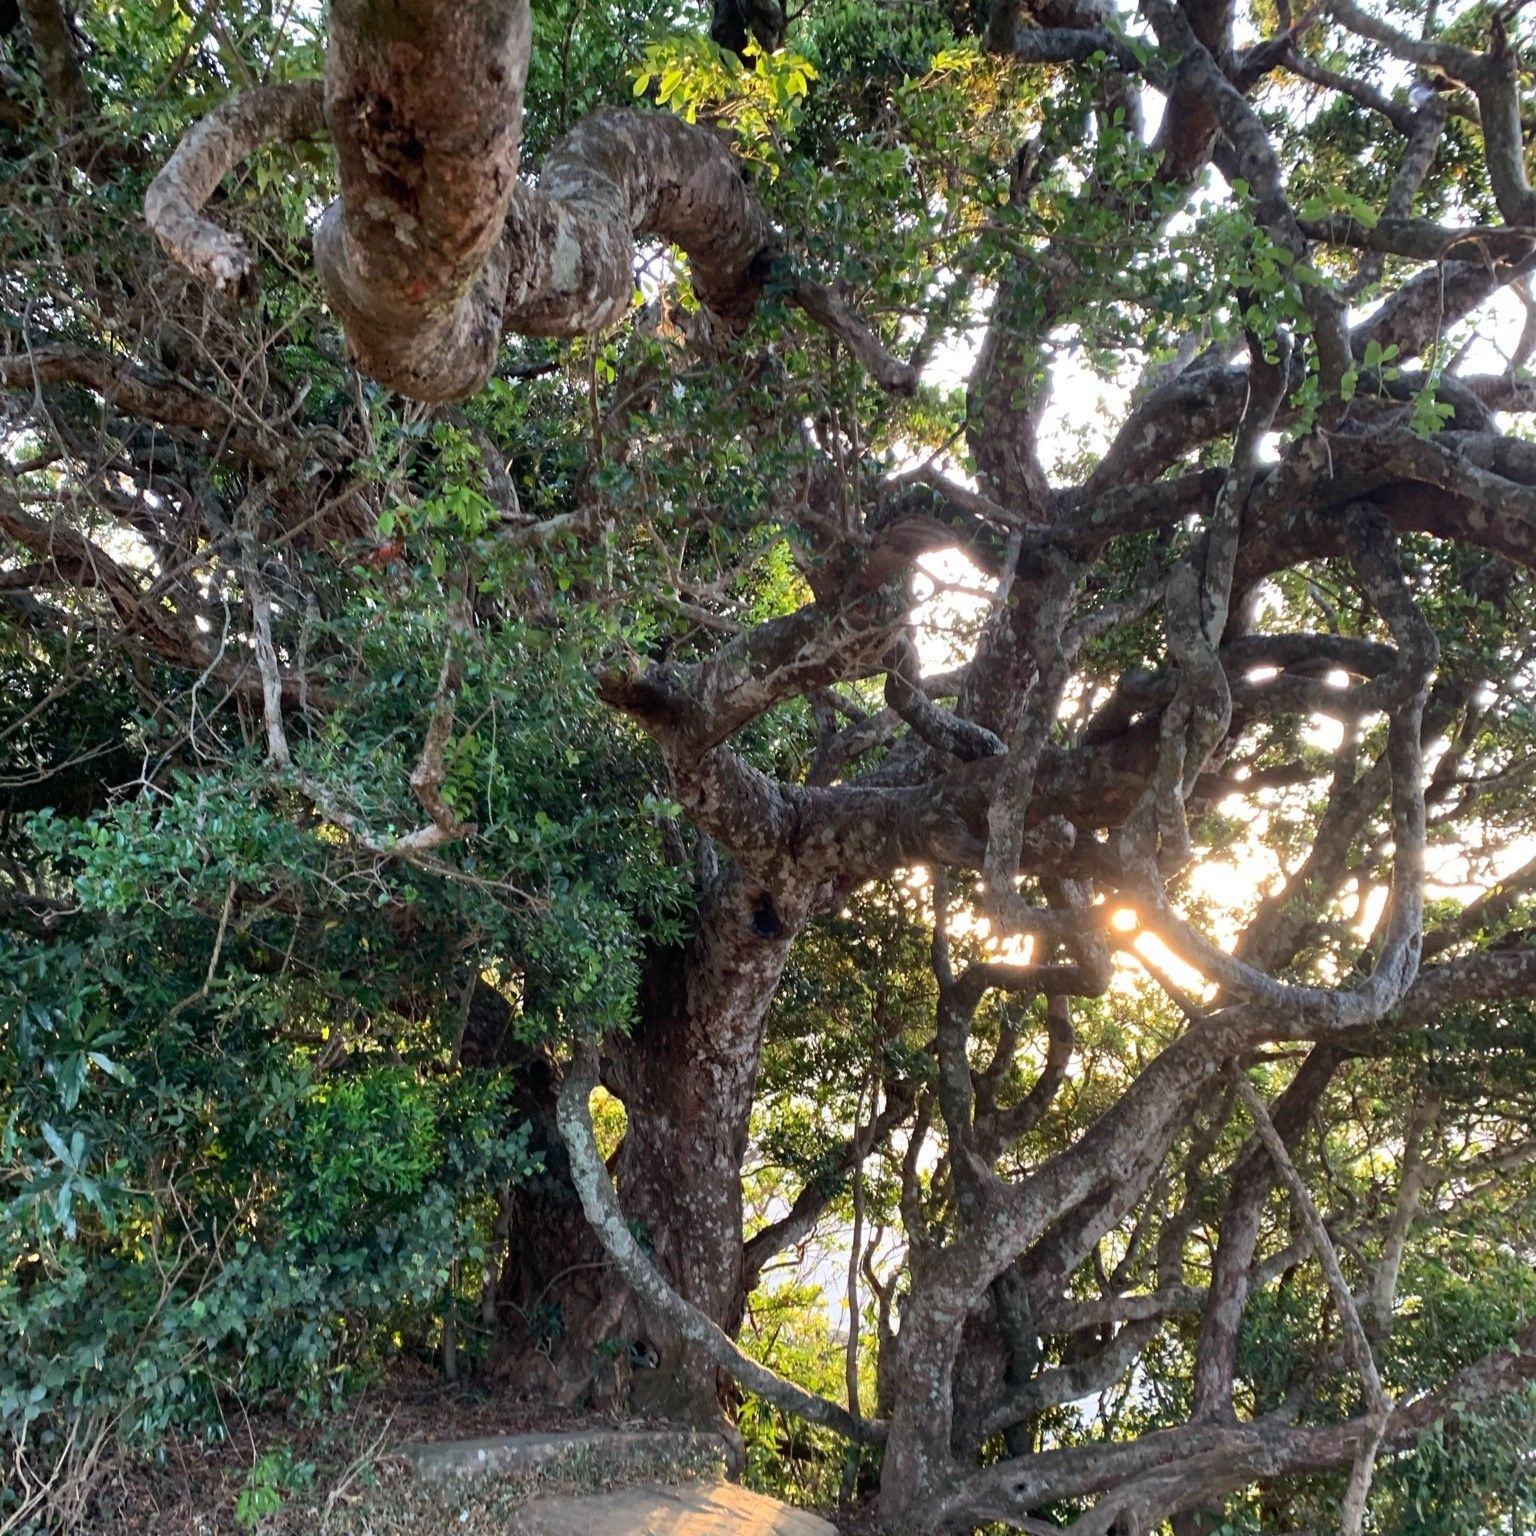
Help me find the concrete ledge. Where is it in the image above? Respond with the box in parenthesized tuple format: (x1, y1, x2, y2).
(398, 1426, 728, 1487)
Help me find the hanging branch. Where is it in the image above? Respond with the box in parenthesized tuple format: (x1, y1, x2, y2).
(1232, 1071, 1392, 1536)
(145, 1, 918, 401)
(244, 557, 475, 858)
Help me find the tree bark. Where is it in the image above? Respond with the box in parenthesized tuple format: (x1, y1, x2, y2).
(486, 866, 800, 1421)
(148, 0, 776, 401)
(603, 866, 801, 1418)
(313, 0, 532, 399)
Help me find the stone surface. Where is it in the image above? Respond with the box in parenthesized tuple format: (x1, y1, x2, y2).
(399, 1426, 726, 1486)
(509, 1479, 837, 1536)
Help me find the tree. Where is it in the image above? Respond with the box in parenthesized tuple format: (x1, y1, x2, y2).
(5, 0, 1536, 1531)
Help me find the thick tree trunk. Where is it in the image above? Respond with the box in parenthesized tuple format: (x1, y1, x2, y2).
(489, 866, 797, 1421)
(605, 866, 799, 1418)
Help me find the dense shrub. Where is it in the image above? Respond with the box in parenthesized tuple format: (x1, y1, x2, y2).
(0, 910, 539, 1527)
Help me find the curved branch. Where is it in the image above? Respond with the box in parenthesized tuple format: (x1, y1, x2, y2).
(146, 2, 915, 401)
(885, 631, 1006, 762)
(145, 80, 325, 300)
(0, 345, 286, 470)
(933, 1310, 1536, 1530)
(973, 1319, 1162, 1445)
(556, 1049, 884, 1445)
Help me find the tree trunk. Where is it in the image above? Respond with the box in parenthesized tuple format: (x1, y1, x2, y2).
(490, 865, 798, 1422)
(605, 866, 799, 1419)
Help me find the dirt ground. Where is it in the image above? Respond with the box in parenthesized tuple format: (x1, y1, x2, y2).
(51, 1366, 865, 1536)
(87, 1367, 620, 1535)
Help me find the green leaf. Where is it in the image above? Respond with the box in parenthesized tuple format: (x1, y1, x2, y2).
(40, 1121, 69, 1165)
(88, 1051, 136, 1087)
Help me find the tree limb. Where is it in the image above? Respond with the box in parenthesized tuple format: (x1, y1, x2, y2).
(556, 1049, 885, 1445)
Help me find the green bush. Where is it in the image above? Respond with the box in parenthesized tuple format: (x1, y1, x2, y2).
(0, 921, 540, 1528)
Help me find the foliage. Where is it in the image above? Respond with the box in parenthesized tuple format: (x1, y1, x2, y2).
(235, 1443, 316, 1533)
(6, 0, 1536, 1532)
(0, 902, 542, 1460)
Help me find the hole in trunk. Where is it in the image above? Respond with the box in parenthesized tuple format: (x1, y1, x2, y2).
(749, 894, 783, 940)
